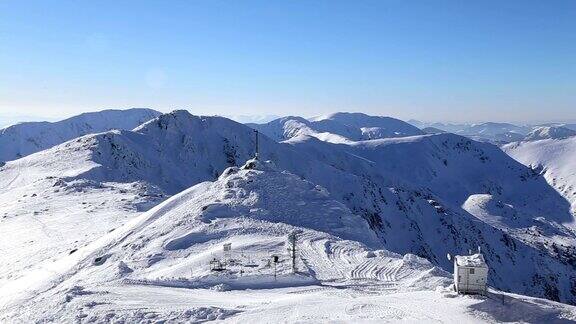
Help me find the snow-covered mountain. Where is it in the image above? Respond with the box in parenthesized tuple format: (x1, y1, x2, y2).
(225, 114, 280, 124)
(561, 124, 576, 131)
(411, 121, 534, 144)
(0, 111, 313, 286)
(536, 123, 576, 132)
(524, 126, 576, 141)
(504, 137, 576, 215)
(421, 126, 447, 134)
(0, 113, 56, 129)
(1, 110, 576, 317)
(0, 108, 161, 162)
(2, 159, 575, 322)
(312, 112, 425, 138)
(446, 122, 530, 144)
(287, 133, 576, 303)
(409, 121, 471, 134)
(248, 112, 423, 143)
(462, 122, 530, 138)
(412, 121, 576, 144)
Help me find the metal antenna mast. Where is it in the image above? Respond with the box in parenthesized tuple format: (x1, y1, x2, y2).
(254, 129, 259, 160)
(288, 232, 298, 273)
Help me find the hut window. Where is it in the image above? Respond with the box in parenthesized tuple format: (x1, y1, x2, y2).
(469, 268, 475, 274)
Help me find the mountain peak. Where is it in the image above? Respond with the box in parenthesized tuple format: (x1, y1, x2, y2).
(250, 112, 423, 143)
(0, 108, 162, 162)
(524, 126, 576, 141)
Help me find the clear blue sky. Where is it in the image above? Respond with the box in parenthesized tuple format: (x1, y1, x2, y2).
(0, 0, 575, 123)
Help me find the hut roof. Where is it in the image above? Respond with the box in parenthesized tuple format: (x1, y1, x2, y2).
(455, 253, 488, 268)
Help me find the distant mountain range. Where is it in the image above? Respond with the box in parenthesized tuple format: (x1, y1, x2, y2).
(409, 120, 576, 144)
(2, 110, 574, 164)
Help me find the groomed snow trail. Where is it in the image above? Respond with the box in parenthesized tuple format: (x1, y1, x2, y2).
(298, 236, 404, 285)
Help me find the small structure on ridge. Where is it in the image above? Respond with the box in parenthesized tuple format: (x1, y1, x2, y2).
(209, 258, 226, 272)
(452, 252, 489, 295)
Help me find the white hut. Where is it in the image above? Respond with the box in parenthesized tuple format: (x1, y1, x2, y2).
(453, 253, 488, 295)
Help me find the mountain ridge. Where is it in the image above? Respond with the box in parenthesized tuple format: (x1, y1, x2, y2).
(1, 110, 575, 304)
(249, 112, 424, 143)
(0, 108, 161, 162)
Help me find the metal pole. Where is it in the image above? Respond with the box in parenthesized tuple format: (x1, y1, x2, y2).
(254, 129, 259, 160)
(289, 232, 297, 273)
(292, 241, 295, 273)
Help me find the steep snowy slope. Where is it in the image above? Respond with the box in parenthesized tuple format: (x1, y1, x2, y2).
(249, 112, 423, 143)
(2, 110, 576, 305)
(504, 137, 576, 215)
(0, 108, 161, 162)
(3, 160, 574, 323)
(287, 134, 576, 303)
(524, 126, 576, 141)
(288, 133, 574, 225)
